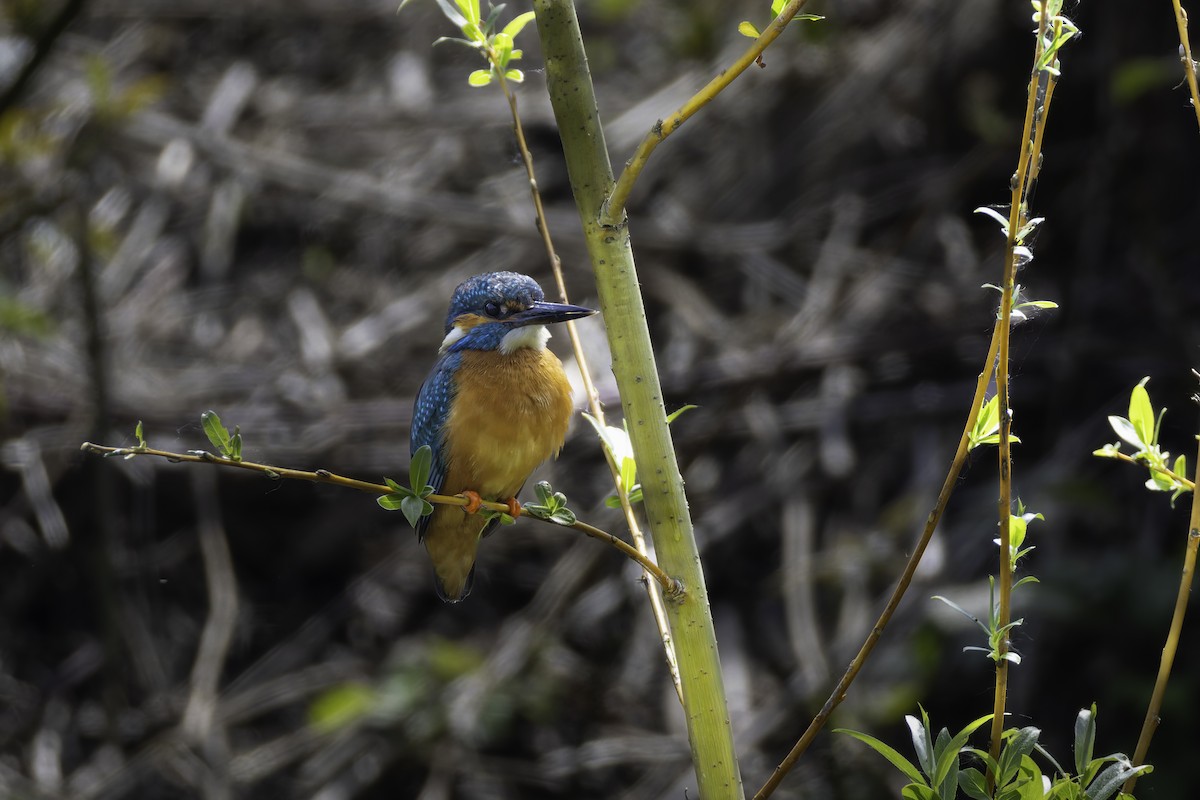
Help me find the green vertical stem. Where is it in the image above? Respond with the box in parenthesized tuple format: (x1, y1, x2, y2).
(533, 2, 744, 797)
(987, 13, 1049, 773)
(1123, 434, 1200, 795)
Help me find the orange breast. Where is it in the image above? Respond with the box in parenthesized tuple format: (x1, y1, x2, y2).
(441, 347, 574, 499)
(419, 346, 575, 601)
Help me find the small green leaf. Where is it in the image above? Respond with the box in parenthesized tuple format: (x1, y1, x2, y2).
(201, 410, 230, 453)
(620, 455, 637, 496)
(377, 493, 404, 511)
(1128, 380, 1155, 446)
(134, 420, 146, 448)
(960, 768, 991, 800)
(974, 206, 1012, 235)
(501, 10, 535, 38)
(770, 0, 787, 15)
(1074, 705, 1096, 778)
(908, 709, 936, 778)
(835, 728, 927, 785)
(230, 428, 243, 461)
(549, 507, 576, 525)
(737, 20, 761, 37)
(665, 404, 698, 424)
(400, 495, 434, 528)
(1107, 416, 1143, 449)
(504, 68, 524, 82)
(468, 69, 493, 86)
(535, 481, 554, 506)
(410, 446, 433, 495)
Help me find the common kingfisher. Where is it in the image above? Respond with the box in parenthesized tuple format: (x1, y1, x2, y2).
(410, 272, 596, 602)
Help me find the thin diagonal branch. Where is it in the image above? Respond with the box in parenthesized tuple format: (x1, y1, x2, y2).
(600, 0, 812, 226)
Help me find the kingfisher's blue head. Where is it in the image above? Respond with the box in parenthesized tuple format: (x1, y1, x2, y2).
(439, 272, 595, 355)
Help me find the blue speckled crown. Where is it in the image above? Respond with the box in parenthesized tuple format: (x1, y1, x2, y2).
(444, 272, 545, 333)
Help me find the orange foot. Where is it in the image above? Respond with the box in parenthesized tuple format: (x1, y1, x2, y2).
(504, 497, 522, 518)
(460, 490, 483, 514)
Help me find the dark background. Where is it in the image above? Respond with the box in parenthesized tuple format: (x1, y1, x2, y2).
(1, 0, 1198, 797)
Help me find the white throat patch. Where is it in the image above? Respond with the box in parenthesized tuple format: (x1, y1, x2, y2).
(499, 325, 551, 355)
(439, 325, 467, 354)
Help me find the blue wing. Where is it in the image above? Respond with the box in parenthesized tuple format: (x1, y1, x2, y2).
(410, 351, 460, 541)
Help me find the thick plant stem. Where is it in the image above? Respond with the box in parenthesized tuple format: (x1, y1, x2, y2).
(1122, 435, 1200, 795)
(533, 2, 743, 797)
(490, 69, 684, 700)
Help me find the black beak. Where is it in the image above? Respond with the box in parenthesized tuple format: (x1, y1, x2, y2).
(508, 300, 596, 327)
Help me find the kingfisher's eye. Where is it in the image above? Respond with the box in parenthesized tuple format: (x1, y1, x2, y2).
(484, 301, 504, 318)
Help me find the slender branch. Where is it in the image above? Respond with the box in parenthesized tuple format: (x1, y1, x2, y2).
(987, 11, 1052, 777)
(1123, 434, 1200, 794)
(1101, 450, 1196, 491)
(491, 60, 685, 703)
(599, 0, 811, 226)
(753, 329, 1002, 800)
(77, 441, 681, 595)
(1171, 0, 1200, 132)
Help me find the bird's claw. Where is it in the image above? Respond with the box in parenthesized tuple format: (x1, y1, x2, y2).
(461, 490, 483, 514)
(504, 497, 522, 518)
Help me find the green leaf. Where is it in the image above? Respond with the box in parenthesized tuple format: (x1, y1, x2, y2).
(468, 69, 493, 86)
(1172, 453, 1188, 481)
(377, 493, 405, 511)
(932, 714, 994, 790)
(410, 446, 433, 495)
(902, 784, 939, 800)
(908, 710, 936, 778)
(501, 10, 535, 38)
(835, 728, 927, 785)
(665, 404, 698, 424)
(737, 20, 761, 37)
(201, 410, 231, 454)
(1128, 380, 1155, 447)
(620, 455, 637, 496)
(1074, 705, 1096, 778)
(771, 0, 787, 15)
(134, 420, 146, 448)
(998, 727, 1041, 788)
(960, 768, 991, 800)
(1107, 416, 1143, 449)
(400, 495, 434, 528)
(504, 68, 524, 82)
(1086, 760, 1150, 800)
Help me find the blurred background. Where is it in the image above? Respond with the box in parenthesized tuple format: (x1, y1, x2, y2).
(2, 0, 1199, 797)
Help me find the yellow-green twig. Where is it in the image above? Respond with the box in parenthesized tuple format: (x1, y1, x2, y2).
(987, 9, 1055, 779)
(1123, 434, 1200, 794)
(1171, 0, 1200, 131)
(78, 440, 681, 595)
(599, 0, 811, 227)
(753, 329, 1003, 800)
